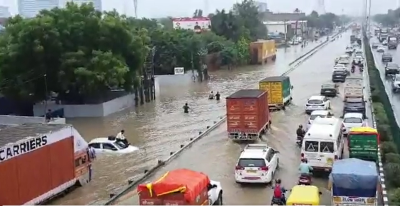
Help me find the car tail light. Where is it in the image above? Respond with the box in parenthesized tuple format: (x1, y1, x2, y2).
(301, 153, 304, 157)
(335, 155, 338, 160)
(235, 166, 244, 170)
(259, 166, 268, 171)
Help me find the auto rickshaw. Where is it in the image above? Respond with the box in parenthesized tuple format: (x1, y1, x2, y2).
(286, 185, 321, 205)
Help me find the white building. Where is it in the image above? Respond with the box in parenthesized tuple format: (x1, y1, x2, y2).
(254, 1, 268, 12)
(63, 0, 102, 11)
(0, 6, 11, 18)
(18, 0, 60, 18)
(263, 20, 307, 35)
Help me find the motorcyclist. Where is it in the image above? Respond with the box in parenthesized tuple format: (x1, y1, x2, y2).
(183, 103, 190, 113)
(299, 158, 313, 178)
(272, 179, 287, 204)
(352, 59, 356, 65)
(215, 92, 220, 101)
(351, 64, 355, 71)
(358, 60, 362, 65)
(209, 91, 214, 100)
(296, 125, 305, 139)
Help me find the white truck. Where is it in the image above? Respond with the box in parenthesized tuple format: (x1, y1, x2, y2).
(344, 76, 363, 100)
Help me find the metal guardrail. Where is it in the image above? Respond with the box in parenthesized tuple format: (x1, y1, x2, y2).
(363, 35, 389, 206)
(102, 32, 341, 205)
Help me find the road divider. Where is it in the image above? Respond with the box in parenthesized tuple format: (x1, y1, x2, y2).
(102, 32, 342, 205)
(364, 35, 389, 206)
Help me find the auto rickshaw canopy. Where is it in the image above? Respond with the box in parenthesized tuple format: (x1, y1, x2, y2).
(286, 185, 320, 205)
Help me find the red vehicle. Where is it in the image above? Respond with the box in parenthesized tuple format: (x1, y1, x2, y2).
(0, 124, 94, 205)
(226, 89, 271, 141)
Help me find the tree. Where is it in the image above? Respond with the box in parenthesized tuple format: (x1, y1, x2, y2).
(232, 0, 267, 40)
(374, 8, 400, 27)
(302, 11, 347, 29)
(0, 2, 149, 103)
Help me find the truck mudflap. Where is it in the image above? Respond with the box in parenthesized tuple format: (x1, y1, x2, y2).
(228, 121, 271, 141)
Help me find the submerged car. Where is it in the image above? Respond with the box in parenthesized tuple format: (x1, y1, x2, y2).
(89, 136, 139, 154)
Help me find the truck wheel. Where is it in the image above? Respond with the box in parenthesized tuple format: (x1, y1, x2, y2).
(281, 105, 286, 110)
(215, 193, 223, 205)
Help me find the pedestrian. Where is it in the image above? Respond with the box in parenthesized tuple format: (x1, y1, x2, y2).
(45, 109, 52, 122)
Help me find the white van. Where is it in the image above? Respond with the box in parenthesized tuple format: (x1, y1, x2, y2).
(301, 119, 344, 172)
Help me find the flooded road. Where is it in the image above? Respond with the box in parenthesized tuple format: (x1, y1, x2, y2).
(111, 33, 360, 205)
(52, 40, 326, 204)
(371, 37, 400, 125)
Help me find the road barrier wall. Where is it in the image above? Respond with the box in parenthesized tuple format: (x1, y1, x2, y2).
(363, 33, 389, 206)
(103, 32, 341, 205)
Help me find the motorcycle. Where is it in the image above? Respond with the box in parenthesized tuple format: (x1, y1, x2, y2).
(298, 174, 312, 185)
(296, 136, 303, 147)
(271, 197, 285, 205)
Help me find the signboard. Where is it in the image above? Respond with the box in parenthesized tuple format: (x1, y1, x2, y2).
(172, 17, 211, 33)
(332, 196, 375, 205)
(174, 67, 184, 75)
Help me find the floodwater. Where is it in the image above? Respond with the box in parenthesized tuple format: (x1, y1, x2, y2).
(51, 39, 329, 204)
(112, 32, 361, 205)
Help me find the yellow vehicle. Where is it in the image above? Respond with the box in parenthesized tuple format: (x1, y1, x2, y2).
(286, 185, 321, 205)
(259, 76, 292, 110)
(249, 40, 276, 64)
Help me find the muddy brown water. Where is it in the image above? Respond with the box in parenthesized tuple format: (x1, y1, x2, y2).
(50, 39, 344, 205)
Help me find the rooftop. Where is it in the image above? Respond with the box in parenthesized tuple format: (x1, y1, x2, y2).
(0, 123, 69, 148)
(260, 76, 288, 82)
(226, 89, 265, 99)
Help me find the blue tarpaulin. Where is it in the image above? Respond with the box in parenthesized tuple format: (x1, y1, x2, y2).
(330, 158, 378, 197)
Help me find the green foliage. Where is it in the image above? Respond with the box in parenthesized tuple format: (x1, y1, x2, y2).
(301, 11, 348, 29)
(0, 3, 149, 102)
(381, 141, 398, 155)
(377, 124, 392, 142)
(385, 153, 400, 164)
(384, 163, 400, 187)
(373, 9, 400, 27)
(389, 188, 400, 205)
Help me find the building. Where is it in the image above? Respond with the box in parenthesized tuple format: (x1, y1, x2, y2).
(18, 0, 60, 18)
(0, 6, 11, 18)
(264, 20, 307, 39)
(63, 0, 102, 11)
(254, 1, 268, 12)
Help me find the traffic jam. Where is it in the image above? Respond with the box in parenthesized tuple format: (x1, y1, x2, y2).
(113, 27, 381, 206)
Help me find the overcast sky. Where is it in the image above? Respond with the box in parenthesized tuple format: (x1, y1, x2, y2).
(1, 0, 399, 18)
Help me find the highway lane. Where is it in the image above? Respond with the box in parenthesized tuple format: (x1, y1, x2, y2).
(112, 33, 352, 205)
(53, 40, 323, 205)
(370, 37, 400, 126)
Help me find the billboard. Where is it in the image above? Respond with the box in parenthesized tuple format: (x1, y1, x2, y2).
(172, 17, 211, 33)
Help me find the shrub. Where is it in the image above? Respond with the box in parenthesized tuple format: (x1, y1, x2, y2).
(389, 188, 400, 205)
(371, 90, 381, 102)
(381, 141, 398, 155)
(377, 124, 392, 142)
(384, 163, 400, 187)
(384, 153, 400, 164)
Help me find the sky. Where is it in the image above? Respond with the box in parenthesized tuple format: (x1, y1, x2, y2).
(1, 0, 399, 18)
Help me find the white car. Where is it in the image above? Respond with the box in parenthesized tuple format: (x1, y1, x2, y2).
(305, 95, 331, 114)
(377, 46, 386, 52)
(88, 136, 139, 154)
(355, 50, 363, 56)
(208, 180, 223, 205)
(235, 144, 279, 184)
(337, 55, 350, 65)
(343, 113, 365, 135)
(392, 74, 400, 92)
(345, 46, 353, 54)
(307, 110, 332, 129)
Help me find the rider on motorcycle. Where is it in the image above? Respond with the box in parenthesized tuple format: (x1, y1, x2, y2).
(272, 179, 287, 204)
(299, 158, 313, 177)
(296, 125, 305, 141)
(352, 59, 356, 65)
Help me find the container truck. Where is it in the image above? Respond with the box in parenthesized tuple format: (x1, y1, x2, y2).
(343, 76, 364, 100)
(0, 123, 94, 205)
(249, 40, 276, 65)
(226, 89, 271, 141)
(348, 127, 379, 162)
(329, 158, 378, 206)
(258, 76, 292, 110)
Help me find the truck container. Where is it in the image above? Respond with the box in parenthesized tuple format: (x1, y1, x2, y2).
(0, 123, 94, 205)
(226, 89, 271, 141)
(329, 159, 378, 206)
(137, 169, 210, 205)
(249, 40, 276, 65)
(259, 76, 292, 110)
(348, 127, 379, 162)
(344, 77, 364, 100)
